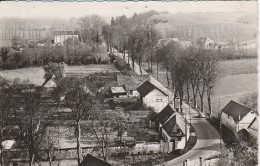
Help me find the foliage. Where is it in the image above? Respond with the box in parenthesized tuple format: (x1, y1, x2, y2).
(239, 92, 258, 113)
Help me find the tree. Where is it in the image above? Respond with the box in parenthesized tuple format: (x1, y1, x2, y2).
(54, 77, 94, 165)
(11, 86, 52, 166)
(43, 62, 65, 86)
(239, 92, 258, 113)
(0, 48, 10, 70)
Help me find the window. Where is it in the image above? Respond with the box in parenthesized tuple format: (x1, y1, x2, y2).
(129, 90, 133, 95)
(156, 99, 162, 102)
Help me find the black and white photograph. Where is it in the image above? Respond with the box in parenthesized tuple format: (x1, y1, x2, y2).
(0, 1, 258, 165)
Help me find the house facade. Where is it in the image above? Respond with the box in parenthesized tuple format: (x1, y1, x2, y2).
(53, 31, 79, 45)
(137, 77, 173, 113)
(221, 100, 257, 133)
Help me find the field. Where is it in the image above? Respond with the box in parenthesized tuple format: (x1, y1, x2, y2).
(143, 58, 258, 116)
(0, 64, 119, 85)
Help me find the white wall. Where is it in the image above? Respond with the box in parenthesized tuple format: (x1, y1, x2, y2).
(54, 35, 79, 44)
(143, 88, 168, 113)
(239, 111, 257, 131)
(222, 111, 257, 132)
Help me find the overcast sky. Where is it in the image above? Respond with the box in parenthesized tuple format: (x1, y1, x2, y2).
(0, 1, 257, 21)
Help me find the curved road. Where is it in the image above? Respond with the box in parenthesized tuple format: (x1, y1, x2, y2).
(164, 103, 221, 166)
(114, 51, 221, 165)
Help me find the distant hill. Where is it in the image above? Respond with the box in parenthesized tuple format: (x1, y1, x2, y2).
(151, 12, 257, 42)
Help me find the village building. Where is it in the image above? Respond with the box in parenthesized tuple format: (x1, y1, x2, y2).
(221, 100, 257, 133)
(156, 104, 190, 150)
(109, 86, 127, 98)
(247, 117, 258, 138)
(136, 76, 173, 113)
(117, 74, 149, 97)
(196, 36, 214, 49)
(79, 154, 112, 166)
(53, 31, 79, 45)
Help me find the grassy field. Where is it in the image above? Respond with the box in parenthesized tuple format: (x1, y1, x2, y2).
(0, 64, 119, 85)
(142, 59, 257, 116)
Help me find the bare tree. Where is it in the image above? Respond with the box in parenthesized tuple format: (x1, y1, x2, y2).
(55, 77, 94, 165)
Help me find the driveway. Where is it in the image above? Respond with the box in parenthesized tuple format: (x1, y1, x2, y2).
(164, 103, 221, 166)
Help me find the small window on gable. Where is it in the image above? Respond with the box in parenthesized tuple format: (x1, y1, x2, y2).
(228, 115, 230, 118)
(251, 111, 255, 114)
(156, 99, 162, 102)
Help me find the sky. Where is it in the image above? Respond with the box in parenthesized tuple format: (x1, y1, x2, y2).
(0, 1, 257, 21)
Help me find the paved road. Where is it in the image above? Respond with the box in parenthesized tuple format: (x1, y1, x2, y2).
(114, 50, 221, 165)
(164, 103, 221, 166)
(115, 52, 148, 75)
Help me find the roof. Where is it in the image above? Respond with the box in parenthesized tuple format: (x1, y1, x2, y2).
(117, 75, 149, 91)
(53, 31, 80, 36)
(156, 105, 175, 125)
(162, 112, 187, 137)
(79, 154, 112, 166)
(248, 117, 258, 131)
(137, 76, 171, 97)
(110, 86, 127, 94)
(221, 100, 252, 121)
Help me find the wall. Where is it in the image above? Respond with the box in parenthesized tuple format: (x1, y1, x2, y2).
(239, 111, 257, 131)
(54, 35, 79, 44)
(143, 88, 168, 113)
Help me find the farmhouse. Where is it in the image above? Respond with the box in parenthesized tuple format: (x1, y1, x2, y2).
(156, 105, 190, 150)
(117, 75, 149, 97)
(137, 76, 173, 113)
(110, 86, 127, 98)
(221, 100, 257, 133)
(53, 31, 79, 45)
(247, 117, 258, 138)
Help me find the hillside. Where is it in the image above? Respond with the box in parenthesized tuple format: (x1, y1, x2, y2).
(151, 12, 257, 42)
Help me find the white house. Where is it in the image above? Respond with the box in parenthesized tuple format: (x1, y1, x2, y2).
(221, 100, 257, 133)
(53, 31, 79, 45)
(196, 36, 214, 49)
(136, 76, 173, 113)
(117, 75, 149, 97)
(156, 105, 190, 150)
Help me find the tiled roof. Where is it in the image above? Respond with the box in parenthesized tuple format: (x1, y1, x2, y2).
(117, 75, 149, 91)
(110, 86, 126, 94)
(162, 112, 187, 137)
(156, 104, 175, 125)
(137, 76, 171, 97)
(221, 100, 252, 122)
(79, 154, 112, 166)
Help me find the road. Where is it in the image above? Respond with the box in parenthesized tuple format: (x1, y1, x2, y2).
(164, 103, 221, 166)
(114, 50, 221, 165)
(114, 51, 148, 75)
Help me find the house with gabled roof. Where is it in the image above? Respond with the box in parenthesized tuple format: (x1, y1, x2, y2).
(137, 76, 173, 113)
(117, 75, 149, 97)
(221, 100, 257, 133)
(156, 104, 190, 150)
(247, 117, 258, 138)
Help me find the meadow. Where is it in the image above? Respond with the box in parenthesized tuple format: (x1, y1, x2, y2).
(0, 64, 119, 85)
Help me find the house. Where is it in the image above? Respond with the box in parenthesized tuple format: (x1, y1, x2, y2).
(117, 75, 149, 97)
(79, 154, 112, 166)
(137, 76, 173, 113)
(156, 104, 190, 150)
(110, 86, 127, 98)
(161, 113, 190, 150)
(53, 31, 79, 45)
(247, 117, 258, 138)
(156, 104, 176, 130)
(196, 36, 214, 49)
(156, 38, 179, 48)
(221, 100, 257, 133)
